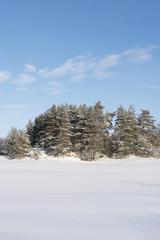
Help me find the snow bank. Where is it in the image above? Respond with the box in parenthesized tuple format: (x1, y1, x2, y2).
(0, 157, 160, 240)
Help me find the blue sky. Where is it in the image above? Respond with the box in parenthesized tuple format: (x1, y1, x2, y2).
(0, 0, 160, 137)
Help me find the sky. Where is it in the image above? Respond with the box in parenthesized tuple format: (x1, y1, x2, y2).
(0, 0, 160, 137)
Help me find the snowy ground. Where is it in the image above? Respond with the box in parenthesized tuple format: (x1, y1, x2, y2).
(0, 156, 160, 240)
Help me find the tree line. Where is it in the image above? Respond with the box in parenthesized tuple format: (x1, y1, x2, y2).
(0, 102, 160, 160)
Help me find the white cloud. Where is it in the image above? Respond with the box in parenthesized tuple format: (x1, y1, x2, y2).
(96, 55, 120, 69)
(48, 81, 59, 86)
(122, 46, 155, 63)
(38, 56, 96, 80)
(69, 74, 87, 82)
(50, 90, 61, 95)
(93, 71, 115, 79)
(34, 46, 157, 87)
(16, 87, 28, 92)
(70, 59, 95, 75)
(0, 71, 10, 83)
(38, 60, 73, 78)
(24, 64, 36, 73)
(13, 74, 36, 85)
(93, 55, 120, 79)
(38, 53, 121, 82)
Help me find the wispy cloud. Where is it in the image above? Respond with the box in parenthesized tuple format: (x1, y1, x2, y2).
(12, 74, 36, 85)
(92, 54, 120, 78)
(48, 81, 59, 86)
(0, 71, 10, 83)
(38, 60, 73, 78)
(24, 64, 36, 73)
(16, 87, 28, 92)
(1, 46, 156, 96)
(122, 46, 156, 63)
(69, 74, 87, 82)
(50, 90, 61, 96)
(38, 54, 118, 81)
(37, 46, 155, 84)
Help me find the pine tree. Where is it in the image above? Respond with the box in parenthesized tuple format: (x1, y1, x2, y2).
(40, 105, 60, 154)
(80, 102, 106, 160)
(74, 104, 88, 158)
(155, 124, 160, 147)
(67, 104, 79, 151)
(134, 135, 154, 157)
(136, 109, 157, 157)
(73, 102, 112, 160)
(0, 138, 6, 155)
(5, 127, 31, 159)
(112, 106, 140, 158)
(32, 113, 46, 147)
(54, 106, 72, 155)
(26, 119, 34, 146)
(138, 109, 157, 142)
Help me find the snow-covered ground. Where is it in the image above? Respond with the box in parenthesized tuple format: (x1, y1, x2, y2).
(0, 156, 160, 240)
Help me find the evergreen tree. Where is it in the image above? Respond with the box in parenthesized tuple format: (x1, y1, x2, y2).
(134, 135, 154, 157)
(74, 104, 89, 158)
(136, 109, 157, 157)
(155, 124, 160, 147)
(112, 106, 140, 158)
(79, 102, 107, 160)
(26, 119, 34, 146)
(138, 109, 157, 142)
(54, 105, 72, 155)
(32, 113, 46, 146)
(5, 127, 31, 159)
(40, 105, 60, 154)
(67, 104, 79, 151)
(0, 138, 6, 155)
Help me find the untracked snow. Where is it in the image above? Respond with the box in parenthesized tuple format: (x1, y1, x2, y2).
(0, 156, 160, 240)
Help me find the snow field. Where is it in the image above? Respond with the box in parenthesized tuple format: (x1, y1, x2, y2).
(0, 157, 160, 240)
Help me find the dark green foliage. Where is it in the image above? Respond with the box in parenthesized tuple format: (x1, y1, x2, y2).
(113, 106, 142, 158)
(67, 104, 79, 151)
(74, 102, 112, 160)
(53, 105, 72, 155)
(1, 102, 159, 160)
(26, 119, 34, 146)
